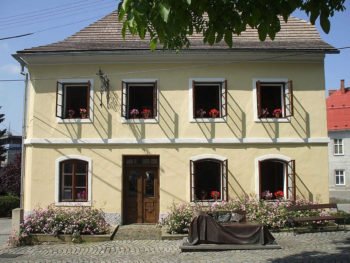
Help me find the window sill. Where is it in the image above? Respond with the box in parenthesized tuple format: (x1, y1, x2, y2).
(254, 117, 290, 123)
(190, 117, 226, 123)
(190, 200, 225, 206)
(121, 118, 158, 124)
(335, 184, 346, 187)
(334, 154, 345, 156)
(56, 118, 92, 124)
(55, 201, 91, 207)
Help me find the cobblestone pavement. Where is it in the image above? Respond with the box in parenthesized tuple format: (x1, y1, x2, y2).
(0, 231, 350, 262)
(0, 219, 11, 250)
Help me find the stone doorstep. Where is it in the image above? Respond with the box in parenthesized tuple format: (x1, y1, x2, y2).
(29, 225, 119, 244)
(161, 228, 187, 240)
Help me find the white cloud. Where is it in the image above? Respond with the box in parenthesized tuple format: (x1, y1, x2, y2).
(0, 64, 21, 75)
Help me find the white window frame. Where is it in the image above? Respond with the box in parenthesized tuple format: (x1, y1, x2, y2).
(334, 139, 344, 156)
(190, 154, 228, 203)
(56, 79, 94, 124)
(55, 155, 92, 206)
(121, 79, 159, 124)
(252, 78, 290, 123)
(255, 154, 293, 199)
(335, 170, 345, 186)
(189, 78, 227, 123)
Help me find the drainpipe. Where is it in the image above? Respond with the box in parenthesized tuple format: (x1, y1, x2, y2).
(20, 68, 28, 209)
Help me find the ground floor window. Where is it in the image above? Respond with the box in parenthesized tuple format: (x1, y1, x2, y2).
(59, 159, 88, 202)
(259, 159, 295, 200)
(335, 170, 345, 185)
(190, 158, 227, 201)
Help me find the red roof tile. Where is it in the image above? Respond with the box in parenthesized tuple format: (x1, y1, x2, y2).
(327, 88, 350, 131)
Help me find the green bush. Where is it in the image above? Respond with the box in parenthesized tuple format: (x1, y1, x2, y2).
(0, 195, 20, 217)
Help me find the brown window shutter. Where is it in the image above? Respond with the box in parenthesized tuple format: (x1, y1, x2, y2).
(56, 81, 63, 118)
(256, 81, 262, 118)
(221, 80, 228, 118)
(190, 160, 195, 202)
(192, 80, 196, 118)
(287, 160, 296, 201)
(284, 80, 294, 117)
(153, 81, 158, 118)
(86, 81, 91, 117)
(222, 159, 228, 201)
(121, 81, 127, 118)
(258, 160, 262, 199)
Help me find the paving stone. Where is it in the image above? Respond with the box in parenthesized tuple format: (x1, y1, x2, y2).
(0, 231, 349, 262)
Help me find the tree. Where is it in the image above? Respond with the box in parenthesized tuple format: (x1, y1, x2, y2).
(118, 0, 346, 49)
(0, 154, 21, 196)
(0, 107, 6, 166)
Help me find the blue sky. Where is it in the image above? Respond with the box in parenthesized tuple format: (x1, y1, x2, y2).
(0, 0, 349, 135)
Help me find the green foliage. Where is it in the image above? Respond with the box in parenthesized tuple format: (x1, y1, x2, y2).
(0, 155, 21, 196)
(118, 0, 346, 50)
(0, 195, 20, 217)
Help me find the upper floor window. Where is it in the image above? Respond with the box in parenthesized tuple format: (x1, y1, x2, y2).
(334, 139, 344, 155)
(121, 81, 158, 120)
(190, 158, 227, 202)
(191, 80, 227, 119)
(59, 159, 88, 202)
(56, 80, 93, 120)
(335, 170, 345, 185)
(255, 80, 293, 119)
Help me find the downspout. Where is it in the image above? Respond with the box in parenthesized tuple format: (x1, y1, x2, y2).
(20, 66, 28, 209)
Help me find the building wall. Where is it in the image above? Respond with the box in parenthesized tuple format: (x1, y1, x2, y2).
(329, 130, 350, 202)
(26, 61, 327, 140)
(23, 144, 329, 224)
(23, 57, 330, 223)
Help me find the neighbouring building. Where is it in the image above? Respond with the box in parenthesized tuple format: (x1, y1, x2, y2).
(327, 80, 350, 203)
(14, 12, 337, 225)
(0, 132, 22, 168)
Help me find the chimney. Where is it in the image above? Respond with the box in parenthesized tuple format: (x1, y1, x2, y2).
(340, 79, 345, 94)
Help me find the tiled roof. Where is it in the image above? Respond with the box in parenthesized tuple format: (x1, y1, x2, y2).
(327, 86, 350, 131)
(18, 11, 337, 53)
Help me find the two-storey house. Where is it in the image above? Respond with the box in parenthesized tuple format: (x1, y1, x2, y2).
(14, 12, 337, 225)
(327, 80, 350, 203)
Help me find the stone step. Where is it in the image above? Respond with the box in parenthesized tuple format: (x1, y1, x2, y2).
(114, 224, 161, 240)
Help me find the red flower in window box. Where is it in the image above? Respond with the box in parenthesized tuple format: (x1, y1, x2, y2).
(210, 190, 220, 200)
(272, 108, 282, 118)
(274, 190, 284, 199)
(208, 108, 219, 118)
(141, 108, 152, 118)
(130, 108, 139, 118)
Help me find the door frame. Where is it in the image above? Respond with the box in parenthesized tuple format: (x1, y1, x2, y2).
(122, 155, 160, 224)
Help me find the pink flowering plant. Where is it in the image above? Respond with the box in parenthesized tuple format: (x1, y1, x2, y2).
(158, 196, 337, 234)
(19, 205, 110, 240)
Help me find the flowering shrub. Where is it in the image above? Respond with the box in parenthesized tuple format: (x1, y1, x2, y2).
(159, 202, 195, 234)
(21, 205, 110, 237)
(159, 196, 331, 234)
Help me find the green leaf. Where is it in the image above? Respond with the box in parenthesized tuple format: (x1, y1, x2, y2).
(122, 0, 130, 10)
(224, 30, 232, 47)
(159, 3, 171, 22)
(118, 8, 126, 21)
(150, 38, 158, 50)
(320, 12, 330, 33)
(186, 0, 191, 4)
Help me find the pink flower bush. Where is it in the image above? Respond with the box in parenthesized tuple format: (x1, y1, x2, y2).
(159, 196, 334, 234)
(20, 205, 110, 237)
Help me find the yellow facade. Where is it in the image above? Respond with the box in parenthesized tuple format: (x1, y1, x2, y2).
(21, 55, 329, 224)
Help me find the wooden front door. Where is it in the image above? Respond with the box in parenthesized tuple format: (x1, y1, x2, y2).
(123, 156, 159, 224)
